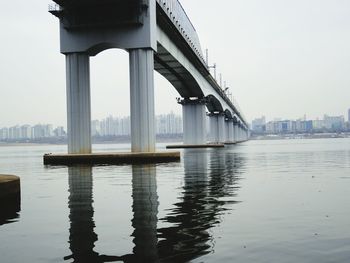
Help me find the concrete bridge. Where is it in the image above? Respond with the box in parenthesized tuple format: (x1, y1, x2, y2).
(49, 0, 249, 154)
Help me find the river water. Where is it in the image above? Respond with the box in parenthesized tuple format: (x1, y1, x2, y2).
(0, 138, 350, 263)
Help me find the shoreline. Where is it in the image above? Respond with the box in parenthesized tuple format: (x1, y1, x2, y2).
(1, 135, 349, 147)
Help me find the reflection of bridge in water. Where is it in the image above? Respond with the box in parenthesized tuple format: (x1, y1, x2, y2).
(65, 150, 245, 262)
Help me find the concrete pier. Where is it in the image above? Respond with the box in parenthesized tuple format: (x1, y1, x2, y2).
(66, 53, 92, 154)
(234, 123, 239, 143)
(0, 175, 21, 225)
(208, 112, 225, 144)
(129, 49, 156, 153)
(0, 175, 20, 200)
(180, 98, 207, 145)
(43, 152, 180, 165)
(225, 119, 235, 143)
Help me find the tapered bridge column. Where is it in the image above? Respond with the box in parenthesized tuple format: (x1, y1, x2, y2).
(208, 112, 225, 144)
(66, 53, 92, 154)
(179, 98, 207, 145)
(225, 119, 234, 143)
(238, 125, 243, 142)
(233, 122, 239, 143)
(129, 49, 156, 152)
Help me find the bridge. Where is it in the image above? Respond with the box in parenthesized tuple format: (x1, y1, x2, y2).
(49, 0, 249, 155)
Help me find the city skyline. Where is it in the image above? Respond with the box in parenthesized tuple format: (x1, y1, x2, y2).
(1, 0, 350, 127)
(0, 112, 183, 141)
(252, 108, 350, 123)
(252, 111, 350, 134)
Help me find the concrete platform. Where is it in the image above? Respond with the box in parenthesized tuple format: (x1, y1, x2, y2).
(224, 142, 237, 145)
(0, 175, 21, 225)
(166, 144, 225, 149)
(0, 175, 21, 199)
(43, 151, 181, 165)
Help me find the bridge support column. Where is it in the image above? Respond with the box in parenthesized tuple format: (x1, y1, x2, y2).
(239, 127, 243, 142)
(129, 49, 156, 152)
(228, 120, 234, 143)
(208, 113, 225, 144)
(234, 123, 239, 143)
(224, 119, 234, 143)
(241, 127, 245, 142)
(225, 120, 230, 142)
(179, 98, 207, 145)
(66, 53, 92, 154)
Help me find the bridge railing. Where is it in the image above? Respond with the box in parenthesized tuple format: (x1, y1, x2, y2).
(48, 3, 60, 12)
(156, 0, 207, 66)
(156, 0, 248, 126)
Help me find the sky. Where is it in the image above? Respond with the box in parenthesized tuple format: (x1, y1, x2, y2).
(1, 0, 350, 127)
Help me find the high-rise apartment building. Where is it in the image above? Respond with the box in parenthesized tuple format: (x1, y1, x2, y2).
(252, 116, 266, 133)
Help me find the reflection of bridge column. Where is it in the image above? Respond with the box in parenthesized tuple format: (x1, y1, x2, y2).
(208, 112, 225, 144)
(130, 49, 156, 153)
(157, 150, 212, 261)
(209, 149, 243, 199)
(178, 98, 207, 145)
(225, 119, 234, 143)
(131, 165, 159, 262)
(66, 166, 122, 262)
(66, 166, 98, 262)
(66, 53, 92, 154)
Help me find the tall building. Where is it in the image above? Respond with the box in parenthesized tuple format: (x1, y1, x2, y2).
(0, 128, 9, 140)
(54, 126, 66, 137)
(252, 116, 266, 133)
(20, 125, 32, 139)
(348, 109, 350, 123)
(323, 115, 345, 131)
(155, 112, 182, 135)
(9, 126, 21, 139)
(91, 120, 101, 136)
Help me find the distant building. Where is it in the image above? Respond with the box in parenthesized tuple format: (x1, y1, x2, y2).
(20, 125, 32, 139)
(252, 116, 266, 133)
(91, 120, 101, 136)
(0, 128, 9, 140)
(9, 126, 21, 140)
(348, 109, 350, 123)
(89, 113, 182, 137)
(323, 115, 345, 131)
(266, 121, 278, 134)
(312, 119, 325, 130)
(54, 126, 66, 137)
(156, 112, 182, 135)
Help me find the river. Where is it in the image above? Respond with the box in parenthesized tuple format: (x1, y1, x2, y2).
(1, 138, 350, 262)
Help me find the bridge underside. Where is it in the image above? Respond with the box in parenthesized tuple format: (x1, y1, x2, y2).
(154, 44, 203, 98)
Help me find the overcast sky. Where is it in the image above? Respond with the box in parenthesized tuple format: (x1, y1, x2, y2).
(1, 0, 350, 127)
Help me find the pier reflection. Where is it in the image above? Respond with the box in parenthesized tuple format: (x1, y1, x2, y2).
(64, 149, 244, 263)
(64, 165, 160, 263)
(65, 166, 119, 262)
(130, 165, 159, 262)
(157, 149, 244, 262)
